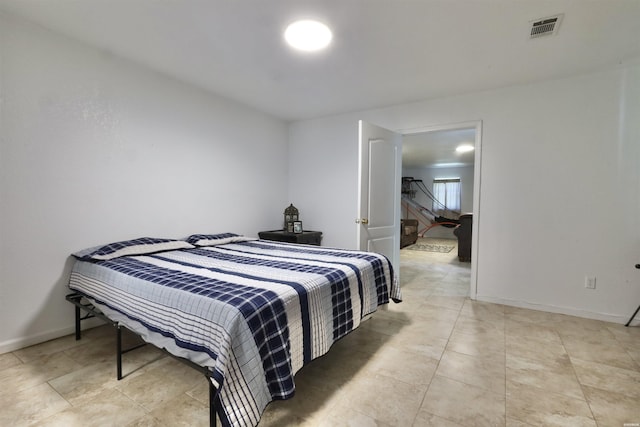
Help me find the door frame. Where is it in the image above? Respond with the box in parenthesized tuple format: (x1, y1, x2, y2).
(399, 120, 482, 300)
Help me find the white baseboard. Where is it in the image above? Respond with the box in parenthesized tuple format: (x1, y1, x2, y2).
(0, 318, 104, 355)
(2, 298, 637, 355)
(475, 295, 638, 326)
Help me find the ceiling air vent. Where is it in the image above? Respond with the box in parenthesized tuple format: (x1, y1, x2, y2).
(529, 14, 563, 39)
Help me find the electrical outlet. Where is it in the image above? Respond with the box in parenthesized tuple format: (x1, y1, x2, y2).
(585, 276, 596, 289)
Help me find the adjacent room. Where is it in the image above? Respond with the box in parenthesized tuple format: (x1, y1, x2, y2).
(1, 1, 639, 426)
(401, 126, 476, 265)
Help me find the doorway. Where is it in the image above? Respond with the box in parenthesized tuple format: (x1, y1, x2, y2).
(400, 121, 482, 299)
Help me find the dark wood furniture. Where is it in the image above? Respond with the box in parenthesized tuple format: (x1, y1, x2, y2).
(400, 219, 419, 248)
(453, 213, 472, 262)
(258, 230, 323, 246)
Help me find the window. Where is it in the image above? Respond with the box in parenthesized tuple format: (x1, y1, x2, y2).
(432, 178, 461, 214)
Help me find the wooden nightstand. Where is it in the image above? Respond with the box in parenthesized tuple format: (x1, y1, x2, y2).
(258, 230, 323, 246)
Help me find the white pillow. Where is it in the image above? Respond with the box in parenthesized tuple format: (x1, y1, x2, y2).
(73, 237, 194, 261)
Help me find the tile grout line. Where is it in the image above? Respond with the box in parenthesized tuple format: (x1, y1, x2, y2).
(411, 296, 469, 426)
(558, 330, 602, 427)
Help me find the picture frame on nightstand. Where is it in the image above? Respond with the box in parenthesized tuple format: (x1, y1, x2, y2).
(293, 221, 303, 233)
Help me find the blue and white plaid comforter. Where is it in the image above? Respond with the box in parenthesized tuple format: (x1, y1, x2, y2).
(68, 239, 400, 427)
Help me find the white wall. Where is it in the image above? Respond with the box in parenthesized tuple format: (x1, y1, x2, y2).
(0, 13, 289, 352)
(288, 114, 360, 248)
(289, 63, 640, 324)
(402, 165, 474, 239)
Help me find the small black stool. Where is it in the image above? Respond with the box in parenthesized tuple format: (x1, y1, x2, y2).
(625, 264, 640, 327)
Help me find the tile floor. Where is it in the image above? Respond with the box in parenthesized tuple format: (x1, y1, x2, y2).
(1, 242, 639, 426)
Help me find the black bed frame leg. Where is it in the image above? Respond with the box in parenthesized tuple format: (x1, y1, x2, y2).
(68, 292, 220, 424)
(116, 325, 123, 380)
(210, 380, 217, 427)
(74, 305, 81, 340)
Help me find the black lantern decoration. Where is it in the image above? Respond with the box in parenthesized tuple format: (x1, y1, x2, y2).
(284, 204, 300, 233)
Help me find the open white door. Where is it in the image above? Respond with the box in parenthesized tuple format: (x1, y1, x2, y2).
(357, 120, 402, 283)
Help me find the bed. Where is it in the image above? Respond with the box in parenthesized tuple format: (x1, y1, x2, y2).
(66, 233, 401, 427)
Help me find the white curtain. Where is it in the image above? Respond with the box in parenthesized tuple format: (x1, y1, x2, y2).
(433, 179, 461, 214)
(433, 182, 446, 212)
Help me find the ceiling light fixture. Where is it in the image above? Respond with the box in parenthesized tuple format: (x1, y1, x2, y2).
(433, 163, 466, 168)
(456, 144, 474, 153)
(284, 20, 332, 52)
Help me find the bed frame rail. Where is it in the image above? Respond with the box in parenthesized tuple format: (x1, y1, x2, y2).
(66, 292, 221, 427)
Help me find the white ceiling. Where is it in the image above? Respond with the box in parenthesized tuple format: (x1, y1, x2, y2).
(403, 128, 476, 169)
(1, 0, 639, 124)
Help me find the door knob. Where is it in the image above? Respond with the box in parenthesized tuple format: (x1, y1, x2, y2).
(356, 218, 369, 225)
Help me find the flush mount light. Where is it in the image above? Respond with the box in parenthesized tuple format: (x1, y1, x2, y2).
(456, 144, 475, 153)
(284, 20, 332, 52)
